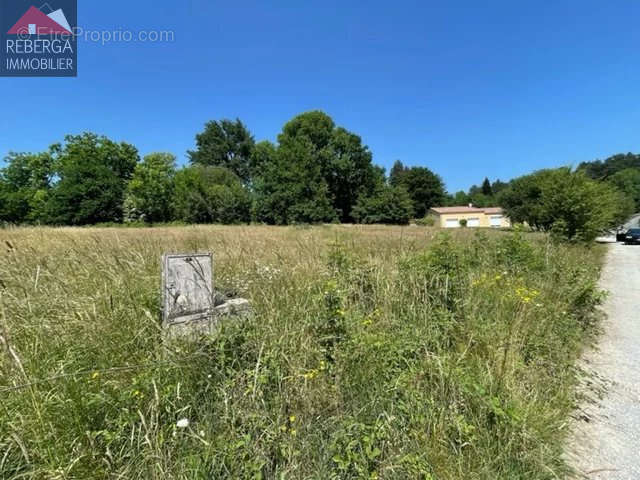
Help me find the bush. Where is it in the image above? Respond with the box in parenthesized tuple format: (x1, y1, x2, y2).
(499, 167, 634, 241)
(352, 186, 414, 225)
(415, 215, 435, 226)
(459, 218, 468, 228)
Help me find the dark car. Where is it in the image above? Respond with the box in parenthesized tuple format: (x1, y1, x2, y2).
(624, 228, 640, 245)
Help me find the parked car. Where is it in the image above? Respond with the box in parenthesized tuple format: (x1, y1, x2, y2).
(616, 228, 627, 242)
(624, 228, 640, 245)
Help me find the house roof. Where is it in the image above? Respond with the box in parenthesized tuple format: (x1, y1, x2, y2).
(483, 207, 504, 214)
(430, 206, 504, 215)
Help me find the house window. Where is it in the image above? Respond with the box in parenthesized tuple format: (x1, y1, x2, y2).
(490, 215, 503, 227)
(445, 218, 459, 228)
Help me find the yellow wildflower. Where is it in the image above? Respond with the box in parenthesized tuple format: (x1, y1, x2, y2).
(303, 370, 318, 380)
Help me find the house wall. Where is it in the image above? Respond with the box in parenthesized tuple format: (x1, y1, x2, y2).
(435, 212, 511, 228)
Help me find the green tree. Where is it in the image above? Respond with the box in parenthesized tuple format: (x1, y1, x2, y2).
(465, 183, 492, 207)
(578, 153, 640, 180)
(608, 168, 640, 212)
(499, 167, 633, 241)
(249, 140, 277, 180)
(491, 179, 509, 196)
(352, 185, 414, 225)
(123, 153, 176, 223)
(0, 151, 54, 223)
(481, 177, 493, 196)
(173, 165, 251, 224)
(469, 192, 493, 207)
(392, 166, 446, 217)
(389, 160, 408, 186)
(188, 119, 256, 184)
(255, 111, 379, 223)
(43, 133, 139, 225)
(445, 190, 471, 206)
(329, 127, 381, 221)
(253, 137, 337, 224)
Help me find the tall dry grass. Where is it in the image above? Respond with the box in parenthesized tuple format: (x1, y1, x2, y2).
(0, 225, 604, 479)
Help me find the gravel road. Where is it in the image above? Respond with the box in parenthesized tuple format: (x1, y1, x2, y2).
(566, 239, 640, 479)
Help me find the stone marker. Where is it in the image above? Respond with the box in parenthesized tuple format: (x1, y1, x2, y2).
(162, 253, 251, 339)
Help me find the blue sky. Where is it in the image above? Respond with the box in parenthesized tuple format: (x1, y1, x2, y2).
(1, 0, 639, 192)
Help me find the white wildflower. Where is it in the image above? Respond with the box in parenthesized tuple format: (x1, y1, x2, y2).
(176, 418, 190, 428)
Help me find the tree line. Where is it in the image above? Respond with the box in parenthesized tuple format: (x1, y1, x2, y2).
(1, 110, 637, 240)
(0, 111, 447, 226)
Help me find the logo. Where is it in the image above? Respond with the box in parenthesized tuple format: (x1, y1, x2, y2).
(1, 1, 77, 77)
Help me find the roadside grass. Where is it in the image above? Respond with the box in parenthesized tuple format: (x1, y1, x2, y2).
(0, 225, 604, 479)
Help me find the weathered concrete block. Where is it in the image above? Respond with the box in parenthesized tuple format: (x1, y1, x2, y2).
(162, 253, 213, 327)
(161, 252, 251, 340)
(214, 298, 252, 317)
(164, 298, 252, 340)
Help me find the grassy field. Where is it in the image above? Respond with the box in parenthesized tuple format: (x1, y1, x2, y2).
(0, 225, 605, 479)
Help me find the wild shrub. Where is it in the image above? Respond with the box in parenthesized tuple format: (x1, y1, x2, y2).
(398, 233, 469, 313)
(414, 215, 435, 226)
(329, 418, 389, 479)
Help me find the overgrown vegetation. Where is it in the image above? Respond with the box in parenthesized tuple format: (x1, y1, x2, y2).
(0, 225, 605, 478)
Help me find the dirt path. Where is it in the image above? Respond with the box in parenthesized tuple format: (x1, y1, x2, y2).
(567, 242, 640, 479)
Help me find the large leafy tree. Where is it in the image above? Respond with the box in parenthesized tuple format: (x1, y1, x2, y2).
(188, 119, 255, 184)
(499, 167, 633, 241)
(352, 185, 414, 225)
(124, 153, 176, 223)
(390, 165, 446, 217)
(255, 111, 380, 223)
(250, 140, 277, 178)
(173, 165, 251, 224)
(0, 151, 54, 223)
(254, 137, 337, 224)
(43, 133, 139, 225)
(389, 160, 408, 186)
(328, 127, 382, 221)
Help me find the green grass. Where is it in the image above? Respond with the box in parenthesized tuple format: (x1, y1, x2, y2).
(0, 225, 605, 479)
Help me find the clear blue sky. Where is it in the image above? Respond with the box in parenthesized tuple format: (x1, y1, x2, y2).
(2, 0, 639, 192)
